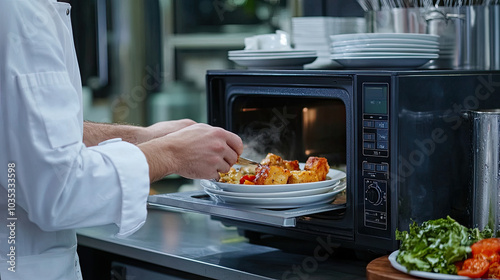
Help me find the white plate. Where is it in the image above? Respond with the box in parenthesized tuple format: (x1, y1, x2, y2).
(228, 50, 316, 57)
(388, 251, 472, 280)
(331, 42, 440, 49)
(211, 168, 346, 193)
(332, 56, 435, 69)
(331, 39, 439, 48)
(331, 47, 439, 54)
(203, 180, 341, 198)
(330, 33, 439, 43)
(331, 53, 439, 58)
(229, 56, 318, 68)
(229, 54, 317, 60)
(206, 183, 346, 209)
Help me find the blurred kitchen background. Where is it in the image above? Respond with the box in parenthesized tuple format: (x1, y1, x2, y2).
(69, 0, 365, 192)
(71, 0, 363, 127)
(70, 0, 500, 193)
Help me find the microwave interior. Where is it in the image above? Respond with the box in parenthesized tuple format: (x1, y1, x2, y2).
(230, 95, 347, 169)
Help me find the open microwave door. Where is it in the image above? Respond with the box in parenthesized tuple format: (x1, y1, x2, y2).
(148, 190, 346, 227)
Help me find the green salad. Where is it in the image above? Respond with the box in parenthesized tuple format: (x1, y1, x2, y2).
(396, 216, 492, 274)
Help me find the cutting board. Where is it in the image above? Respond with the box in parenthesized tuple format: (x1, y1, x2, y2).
(366, 255, 420, 280)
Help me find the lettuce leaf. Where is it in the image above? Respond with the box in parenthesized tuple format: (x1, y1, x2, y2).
(396, 216, 492, 274)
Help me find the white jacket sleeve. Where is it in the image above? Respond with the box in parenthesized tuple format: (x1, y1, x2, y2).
(0, 0, 150, 237)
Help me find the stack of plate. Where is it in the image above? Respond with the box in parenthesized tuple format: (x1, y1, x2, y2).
(423, 39, 456, 69)
(330, 33, 440, 69)
(201, 168, 346, 209)
(292, 17, 366, 69)
(228, 49, 317, 70)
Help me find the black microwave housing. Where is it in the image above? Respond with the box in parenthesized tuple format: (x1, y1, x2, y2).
(203, 69, 500, 253)
(149, 69, 500, 255)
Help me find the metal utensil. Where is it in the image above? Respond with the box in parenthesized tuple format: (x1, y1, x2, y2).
(236, 157, 260, 166)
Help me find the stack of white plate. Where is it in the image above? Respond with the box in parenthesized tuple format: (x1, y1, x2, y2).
(330, 33, 440, 69)
(292, 17, 366, 69)
(423, 40, 456, 69)
(228, 49, 317, 70)
(201, 168, 346, 209)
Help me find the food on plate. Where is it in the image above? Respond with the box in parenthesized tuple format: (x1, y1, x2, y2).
(288, 170, 319, 184)
(395, 216, 492, 275)
(218, 153, 330, 185)
(219, 164, 256, 184)
(260, 153, 300, 171)
(254, 165, 291, 185)
(456, 258, 489, 278)
(304, 156, 329, 181)
(487, 262, 500, 279)
(456, 238, 500, 278)
(239, 175, 256, 185)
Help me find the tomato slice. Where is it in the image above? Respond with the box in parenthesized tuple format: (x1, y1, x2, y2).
(471, 238, 500, 264)
(475, 251, 500, 264)
(487, 262, 500, 279)
(472, 238, 500, 256)
(239, 175, 256, 184)
(457, 258, 490, 278)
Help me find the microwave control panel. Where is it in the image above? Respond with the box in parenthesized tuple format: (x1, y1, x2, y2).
(361, 83, 389, 232)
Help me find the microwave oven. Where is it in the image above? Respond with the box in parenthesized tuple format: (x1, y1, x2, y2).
(149, 69, 500, 254)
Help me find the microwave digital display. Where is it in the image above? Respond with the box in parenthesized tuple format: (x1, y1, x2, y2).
(364, 84, 388, 115)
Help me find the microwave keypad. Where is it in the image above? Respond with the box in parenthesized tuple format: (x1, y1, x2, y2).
(362, 115, 389, 157)
(362, 161, 388, 180)
(364, 179, 387, 230)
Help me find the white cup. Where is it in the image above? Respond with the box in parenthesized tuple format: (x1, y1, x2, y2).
(244, 30, 291, 51)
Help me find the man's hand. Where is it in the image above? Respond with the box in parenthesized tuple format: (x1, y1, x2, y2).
(138, 123, 243, 182)
(142, 119, 196, 142)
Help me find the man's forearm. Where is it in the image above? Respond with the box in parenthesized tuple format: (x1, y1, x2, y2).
(83, 121, 149, 147)
(138, 138, 172, 182)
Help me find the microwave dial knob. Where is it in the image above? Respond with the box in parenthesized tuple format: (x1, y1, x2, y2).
(366, 183, 383, 206)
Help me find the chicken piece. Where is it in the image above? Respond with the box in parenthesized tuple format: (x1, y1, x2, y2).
(254, 165, 291, 185)
(288, 170, 319, 184)
(283, 160, 300, 171)
(260, 153, 300, 171)
(304, 157, 330, 181)
(218, 167, 243, 184)
(260, 153, 283, 166)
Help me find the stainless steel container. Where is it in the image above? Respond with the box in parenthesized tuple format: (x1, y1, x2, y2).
(453, 5, 499, 70)
(470, 109, 500, 234)
(366, 8, 426, 34)
(462, 5, 489, 70)
(424, 7, 465, 69)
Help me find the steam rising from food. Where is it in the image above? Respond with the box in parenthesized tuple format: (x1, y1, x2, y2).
(237, 106, 299, 162)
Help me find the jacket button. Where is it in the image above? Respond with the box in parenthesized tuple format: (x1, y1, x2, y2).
(66, 9, 70, 15)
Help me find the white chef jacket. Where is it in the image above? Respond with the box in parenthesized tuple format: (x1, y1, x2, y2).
(0, 0, 150, 279)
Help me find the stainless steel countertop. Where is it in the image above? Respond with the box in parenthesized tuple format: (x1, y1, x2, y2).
(77, 207, 368, 280)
